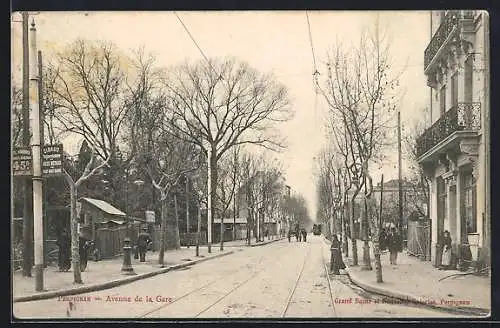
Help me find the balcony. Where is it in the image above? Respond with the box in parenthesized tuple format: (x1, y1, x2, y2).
(416, 102, 481, 160)
(424, 11, 475, 72)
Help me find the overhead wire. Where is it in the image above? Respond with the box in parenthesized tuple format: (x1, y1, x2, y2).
(173, 11, 227, 88)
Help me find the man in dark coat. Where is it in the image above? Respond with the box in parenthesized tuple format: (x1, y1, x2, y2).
(330, 235, 346, 274)
(137, 228, 152, 262)
(301, 228, 307, 242)
(56, 229, 71, 271)
(379, 227, 387, 252)
(79, 234, 92, 272)
(387, 226, 403, 265)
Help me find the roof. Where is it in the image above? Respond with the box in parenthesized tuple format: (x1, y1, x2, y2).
(80, 198, 126, 217)
(213, 217, 247, 224)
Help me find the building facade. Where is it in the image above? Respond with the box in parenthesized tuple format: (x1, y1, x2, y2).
(417, 11, 490, 270)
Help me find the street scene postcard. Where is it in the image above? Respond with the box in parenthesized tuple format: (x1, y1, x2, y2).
(11, 10, 491, 320)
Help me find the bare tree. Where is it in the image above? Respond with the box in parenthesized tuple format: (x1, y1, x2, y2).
(143, 132, 201, 266)
(47, 39, 130, 160)
(11, 85, 24, 147)
(238, 151, 264, 244)
(44, 39, 133, 283)
(215, 152, 239, 250)
(63, 149, 110, 283)
(317, 18, 403, 273)
(161, 57, 293, 247)
(403, 111, 431, 219)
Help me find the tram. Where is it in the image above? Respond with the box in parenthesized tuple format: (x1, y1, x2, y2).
(312, 224, 322, 235)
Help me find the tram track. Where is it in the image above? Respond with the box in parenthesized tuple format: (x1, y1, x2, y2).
(138, 242, 297, 318)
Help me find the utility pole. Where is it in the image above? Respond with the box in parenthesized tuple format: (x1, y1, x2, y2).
(398, 111, 404, 232)
(207, 146, 212, 253)
(38, 50, 48, 268)
(22, 11, 33, 278)
(30, 18, 44, 291)
(186, 175, 189, 233)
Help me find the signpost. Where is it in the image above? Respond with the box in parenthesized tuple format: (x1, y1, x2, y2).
(12, 147, 33, 176)
(42, 144, 63, 176)
(12, 144, 63, 178)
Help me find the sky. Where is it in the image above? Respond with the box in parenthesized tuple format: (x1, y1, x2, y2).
(11, 11, 431, 220)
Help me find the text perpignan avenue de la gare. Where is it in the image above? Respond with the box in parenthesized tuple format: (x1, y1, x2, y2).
(57, 295, 473, 306)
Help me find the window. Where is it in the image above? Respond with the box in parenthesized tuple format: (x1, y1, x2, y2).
(440, 86, 446, 116)
(464, 55, 473, 103)
(451, 72, 458, 108)
(462, 171, 477, 233)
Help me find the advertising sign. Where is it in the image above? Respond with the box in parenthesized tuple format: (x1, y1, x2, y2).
(42, 144, 64, 176)
(12, 147, 33, 177)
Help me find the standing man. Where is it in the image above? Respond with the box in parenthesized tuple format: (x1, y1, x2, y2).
(56, 229, 71, 272)
(137, 227, 152, 262)
(387, 226, 402, 265)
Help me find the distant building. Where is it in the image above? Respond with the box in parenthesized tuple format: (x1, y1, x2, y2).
(417, 11, 490, 270)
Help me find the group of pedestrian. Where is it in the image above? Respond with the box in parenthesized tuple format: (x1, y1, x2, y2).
(56, 229, 94, 272)
(287, 225, 307, 243)
(56, 226, 153, 272)
(134, 227, 152, 262)
(379, 225, 403, 265)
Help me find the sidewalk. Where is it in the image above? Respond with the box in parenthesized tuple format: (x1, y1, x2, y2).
(326, 237, 491, 317)
(13, 246, 234, 303)
(12, 237, 284, 303)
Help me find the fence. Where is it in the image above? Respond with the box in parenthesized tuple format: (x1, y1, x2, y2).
(407, 219, 431, 261)
(96, 226, 128, 259)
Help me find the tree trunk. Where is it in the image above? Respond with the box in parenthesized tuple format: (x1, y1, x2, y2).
(374, 174, 384, 283)
(362, 195, 373, 271)
(373, 239, 383, 283)
(69, 182, 82, 284)
(209, 149, 218, 253)
(158, 197, 167, 266)
(196, 200, 201, 257)
(220, 214, 224, 251)
(186, 177, 190, 248)
(342, 202, 349, 256)
(174, 194, 181, 249)
(233, 197, 237, 241)
(350, 196, 358, 266)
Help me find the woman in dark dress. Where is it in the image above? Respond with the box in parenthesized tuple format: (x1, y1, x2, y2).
(56, 229, 71, 271)
(330, 235, 346, 274)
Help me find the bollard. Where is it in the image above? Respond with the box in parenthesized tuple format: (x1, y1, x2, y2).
(121, 238, 136, 275)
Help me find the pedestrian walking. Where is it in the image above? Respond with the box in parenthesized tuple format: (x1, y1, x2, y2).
(301, 228, 307, 242)
(295, 225, 300, 242)
(79, 234, 92, 272)
(287, 230, 291, 242)
(56, 229, 71, 272)
(137, 227, 152, 262)
(330, 235, 346, 274)
(379, 227, 387, 252)
(387, 226, 402, 265)
(439, 230, 452, 270)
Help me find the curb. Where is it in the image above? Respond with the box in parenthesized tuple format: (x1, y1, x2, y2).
(14, 250, 234, 303)
(324, 237, 491, 317)
(344, 268, 490, 317)
(249, 237, 285, 247)
(322, 236, 489, 317)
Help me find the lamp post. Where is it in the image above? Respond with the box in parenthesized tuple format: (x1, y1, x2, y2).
(29, 18, 44, 291)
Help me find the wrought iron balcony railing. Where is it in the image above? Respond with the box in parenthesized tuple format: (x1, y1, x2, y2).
(416, 102, 481, 158)
(424, 11, 474, 71)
